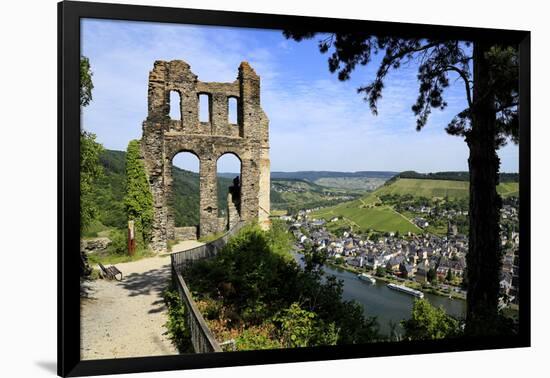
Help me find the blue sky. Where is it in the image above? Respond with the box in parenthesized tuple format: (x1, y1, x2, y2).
(81, 19, 519, 173)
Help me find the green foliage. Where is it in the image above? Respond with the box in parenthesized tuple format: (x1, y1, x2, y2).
(427, 267, 437, 283)
(445, 268, 454, 282)
(170, 166, 234, 226)
(375, 266, 386, 277)
(271, 178, 361, 212)
(402, 299, 460, 341)
(273, 303, 338, 348)
(312, 177, 517, 237)
(86, 148, 243, 234)
(88, 245, 153, 266)
(303, 247, 328, 273)
(80, 131, 104, 233)
(170, 166, 199, 226)
(235, 324, 282, 350)
(80, 56, 94, 107)
(312, 196, 422, 235)
(266, 219, 294, 260)
(92, 150, 127, 229)
(81, 219, 108, 238)
(184, 224, 380, 348)
(124, 140, 154, 246)
(397, 170, 518, 183)
(106, 229, 128, 255)
(163, 289, 193, 353)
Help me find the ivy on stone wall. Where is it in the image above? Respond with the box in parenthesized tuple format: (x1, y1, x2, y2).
(124, 140, 154, 247)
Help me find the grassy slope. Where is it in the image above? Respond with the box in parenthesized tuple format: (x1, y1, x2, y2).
(313, 198, 421, 234)
(376, 178, 470, 199)
(311, 178, 519, 234)
(377, 178, 518, 199)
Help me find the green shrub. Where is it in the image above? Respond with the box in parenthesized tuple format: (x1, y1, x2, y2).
(81, 219, 110, 238)
(107, 229, 127, 255)
(401, 299, 460, 340)
(183, 224, 380, 347)
(80, 131, 104, 233)
(235, 324, 282, 351)
(163, 289, 193, 353)
(273, 303, 338, 348)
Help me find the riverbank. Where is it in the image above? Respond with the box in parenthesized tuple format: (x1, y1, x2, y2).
(324, 260, 466, 301)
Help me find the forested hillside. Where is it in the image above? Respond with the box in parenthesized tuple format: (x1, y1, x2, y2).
(89, 149, 233, 230)
(391, 170, 519, 183)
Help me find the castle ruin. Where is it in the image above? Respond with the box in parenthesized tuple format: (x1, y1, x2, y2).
(140, 60, 270, 253)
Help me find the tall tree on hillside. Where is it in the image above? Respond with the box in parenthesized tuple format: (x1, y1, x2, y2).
(80, 56, 94, 107)
(80, 56, 103, 233)
(80, 55, 103, 276)
(284, 32, 519, 335)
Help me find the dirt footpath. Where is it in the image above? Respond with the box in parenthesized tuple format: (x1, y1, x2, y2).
(80, 244, 201, 360)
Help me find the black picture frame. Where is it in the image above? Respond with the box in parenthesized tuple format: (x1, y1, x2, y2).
(58, 1, 531, 376)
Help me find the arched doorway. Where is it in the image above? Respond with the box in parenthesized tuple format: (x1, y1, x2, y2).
(171, 151, 200, 240)
(217, 152, 242, 229)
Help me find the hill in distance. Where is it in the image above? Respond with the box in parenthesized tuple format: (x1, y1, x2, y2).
(90, 150, 368, 230)
(377, 178, 519, 199)
(220, 170, 396, 191)
(91, 150, 518, 234)
(311, 177, 519, 236)
(394, 170, 519, 183)
(90, 149, 233, 230)
(218, 171, 396, 180)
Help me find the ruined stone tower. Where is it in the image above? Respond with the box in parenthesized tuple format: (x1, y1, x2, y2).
(140, 60, 270, 253)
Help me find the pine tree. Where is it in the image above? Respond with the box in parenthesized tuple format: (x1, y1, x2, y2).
(284, 32, 518, 335)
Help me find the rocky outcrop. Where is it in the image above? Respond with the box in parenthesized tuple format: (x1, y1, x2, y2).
(80, 237, 112, 254)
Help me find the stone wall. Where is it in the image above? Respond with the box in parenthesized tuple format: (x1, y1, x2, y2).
(174, 226, 198, 241)
(140, 60, 270, 253)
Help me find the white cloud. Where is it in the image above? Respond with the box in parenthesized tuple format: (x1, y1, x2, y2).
(81, 19, 519, 173)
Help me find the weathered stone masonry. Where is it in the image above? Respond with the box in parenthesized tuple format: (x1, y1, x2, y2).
(140, 60, 270, 253)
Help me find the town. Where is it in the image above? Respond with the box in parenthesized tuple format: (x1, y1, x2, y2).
(283, 198, 519, 307)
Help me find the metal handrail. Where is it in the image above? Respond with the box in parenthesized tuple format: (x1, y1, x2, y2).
(170, 222, 246, 353)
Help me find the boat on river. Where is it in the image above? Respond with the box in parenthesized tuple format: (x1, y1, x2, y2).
(357, 273, 376, 284)
(387, 283, 424, 298)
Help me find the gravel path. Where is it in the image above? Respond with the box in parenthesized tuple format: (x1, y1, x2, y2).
(80, 241, 203, 360)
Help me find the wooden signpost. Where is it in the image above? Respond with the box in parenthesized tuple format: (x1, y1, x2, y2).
(128, 220, 136, 256)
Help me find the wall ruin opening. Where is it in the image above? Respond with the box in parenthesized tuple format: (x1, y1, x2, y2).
(228, 97, 238, 124)
(217, 153, 242, 227)
(169, 90, 181, 120)
(141, 60, 270, 253)
(198, 93, 210, 123)
(170, 151, 200, 240)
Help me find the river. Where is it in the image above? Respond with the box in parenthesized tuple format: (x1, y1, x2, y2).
(292, 252, 466, 336)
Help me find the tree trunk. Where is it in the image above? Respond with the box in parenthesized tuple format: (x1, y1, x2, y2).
(465, 41, 502, 335)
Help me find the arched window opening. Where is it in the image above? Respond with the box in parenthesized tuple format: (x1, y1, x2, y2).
(199, 93, 210, 123)
(169, 90, 181, 120)
(171, 152, 200, 229)
(228, 97, 238, 124)
(216, 153, 242, 222)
